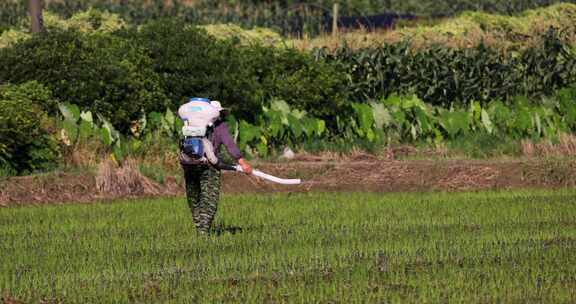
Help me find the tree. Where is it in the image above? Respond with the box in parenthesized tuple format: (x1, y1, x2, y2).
(29, 0, 43, 33)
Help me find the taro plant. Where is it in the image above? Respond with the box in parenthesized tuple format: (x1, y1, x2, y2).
(237, 99, 326, 157)
(58, 102, 123, 163)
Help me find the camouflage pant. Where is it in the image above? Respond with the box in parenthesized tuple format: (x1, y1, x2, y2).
(182, 164, 221, 233)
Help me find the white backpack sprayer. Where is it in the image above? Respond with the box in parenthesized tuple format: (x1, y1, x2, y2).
(178, 97, 301, 185)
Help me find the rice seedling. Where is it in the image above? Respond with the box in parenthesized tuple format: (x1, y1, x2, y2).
(1, 190, 575, 302)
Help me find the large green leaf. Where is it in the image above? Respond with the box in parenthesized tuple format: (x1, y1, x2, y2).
(270, 99, 291, 116)
(98, 113, 119, 146)
(301, 117, 316, 138)
(100, 126, 112, 146)
(440, 111, 469, 138)
(515, 107, 532, 133)
(402, 95, 426, 110)
(256, 136, 268, 157)
(384, 94, 402, 107)
(58, 103, 80, 122)
(470, 101, 482, 123)
(164, 108, 175, 131)
(80, 111, 93, 124)
(481, 109, 494, 134)
(370, 102, 391, 130)
(79, 119, 94, 140)
(352, 103, 374, 134)
(315, 119, 326, 136)
(62, 120, 78, 144)
(238, 120, 260, 148)
(112, 143, 124, 165)
(137, 112, 147, 134)
(414, 107, 431, 133)
(287, 114, 303, 138)
(265, 110, 283, 137)
(147, 112, 163, 131)
(292, 109, 307, 120)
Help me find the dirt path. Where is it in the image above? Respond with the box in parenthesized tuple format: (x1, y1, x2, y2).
(1, 159, 575, 206)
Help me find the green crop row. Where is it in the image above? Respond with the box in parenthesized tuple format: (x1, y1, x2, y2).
(314, 27, 576, 107)
(2, 190, 576, 302)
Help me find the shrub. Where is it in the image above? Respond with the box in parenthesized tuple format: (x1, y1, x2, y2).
(126, 19, 349, 122)
(237, 45, 349, 120)
(0, 80, 59, 113)
(124, 20, 254, 112)
(0, 29, 30, 49)
(0, 83, 60, 174)
(199, 23, 284, 47)
(0, 29, 168, 132)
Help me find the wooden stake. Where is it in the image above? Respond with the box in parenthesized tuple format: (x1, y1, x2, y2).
(332, 2, 339, 38)
(29, 0, 43, 33)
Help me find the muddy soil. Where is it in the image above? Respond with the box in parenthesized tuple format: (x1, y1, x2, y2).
(1, 159, 575, 206)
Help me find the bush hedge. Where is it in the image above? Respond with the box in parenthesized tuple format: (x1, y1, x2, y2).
(115, 19, 349, 121)
(0, 17, 574, 133)
(0, 19, 349, 127)
(0, 29, 168, 132)
(0, 82, 60, 174)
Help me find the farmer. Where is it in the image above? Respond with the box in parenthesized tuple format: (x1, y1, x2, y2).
(178, 97, 252, 234)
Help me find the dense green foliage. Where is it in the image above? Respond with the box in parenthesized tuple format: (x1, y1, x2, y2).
(2, 190, 576, 302)
(0, 29, 168, 132)
(122, 20, 347, 121)
(0, 7, 575, 172)
(2, 0, 575, 37)
(234, 88, 576, 157)
(55, 85, 576, 161)
(0, 82, 60, 175)
(0, 20, 348, 127)
(2, 17, 574, 133)
(315, 28, 576, 107)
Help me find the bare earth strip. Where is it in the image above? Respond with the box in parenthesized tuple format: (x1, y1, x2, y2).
(1, 159, 576, 206)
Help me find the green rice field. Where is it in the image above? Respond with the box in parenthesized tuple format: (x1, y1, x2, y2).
(1, 190, 576, 303)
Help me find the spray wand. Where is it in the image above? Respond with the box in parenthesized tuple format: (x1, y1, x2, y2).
(215, 162, 301, 185)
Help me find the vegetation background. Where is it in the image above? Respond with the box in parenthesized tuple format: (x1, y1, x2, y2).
(0, 1, 575, 177)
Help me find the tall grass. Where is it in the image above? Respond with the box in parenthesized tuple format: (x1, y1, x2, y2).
(1, 190, 576, 302)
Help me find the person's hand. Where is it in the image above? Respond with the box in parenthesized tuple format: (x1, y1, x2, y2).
(238, 158, 253, 174)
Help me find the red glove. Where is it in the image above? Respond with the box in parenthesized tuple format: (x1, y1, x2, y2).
(238, 158, 253, 174)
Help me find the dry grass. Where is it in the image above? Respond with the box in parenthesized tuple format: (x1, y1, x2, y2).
(64, 144, 105, 169)
(96, 158, 161, 196)
(292, 147, 387, 163)
(522, 134, 576, 158)
(290, 144, 453, 163)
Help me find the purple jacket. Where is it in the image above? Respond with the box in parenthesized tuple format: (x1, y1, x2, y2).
(211, 122, 242, 160)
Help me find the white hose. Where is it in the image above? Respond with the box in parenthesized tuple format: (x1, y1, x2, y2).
(234, 165, 301, 185)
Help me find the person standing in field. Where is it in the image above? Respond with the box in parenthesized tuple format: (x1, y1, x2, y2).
(178, 97, 252, 234)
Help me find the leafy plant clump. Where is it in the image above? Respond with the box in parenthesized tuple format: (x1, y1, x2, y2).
(125, 19, 348, 121)
(199, 23, 284, 47)
(52, 86, 576, 163)
(0, 29, 168, 132)
(316, 28, 576, 107)
(0, 82, 61, 174)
